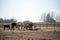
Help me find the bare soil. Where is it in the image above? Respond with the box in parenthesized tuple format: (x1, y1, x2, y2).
(0, 30, 60, 40)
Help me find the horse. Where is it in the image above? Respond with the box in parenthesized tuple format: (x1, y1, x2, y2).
(23, 22, 33, 30)
(3, 25, 10, 30)
(11, 23, 17, 30)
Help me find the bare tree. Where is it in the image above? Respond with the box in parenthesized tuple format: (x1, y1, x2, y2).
(56, 14, 60, 22)
(41, 13, 46, 22)
(46, 12, 56, 31)
(41, 12, 56, 23)
(46, 13, 56, 23)
(0, 18, 3, 22)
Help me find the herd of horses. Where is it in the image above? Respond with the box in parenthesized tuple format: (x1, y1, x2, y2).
(3, 22, 34, 30)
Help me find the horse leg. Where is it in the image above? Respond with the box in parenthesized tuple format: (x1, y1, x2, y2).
(12, 26, 14, 30)
(8, 26, 10, 30)
(4, 26, 5, 30)
(11, 26, 14, 30)
(24, 26, 27, 30)
(20, 26, 23, 30)
(17, 26, 20, 30)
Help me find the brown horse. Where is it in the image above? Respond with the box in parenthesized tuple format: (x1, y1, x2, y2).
(23, 22, 33, 30)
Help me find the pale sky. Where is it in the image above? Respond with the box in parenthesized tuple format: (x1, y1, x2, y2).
(0, 0, 60, 22)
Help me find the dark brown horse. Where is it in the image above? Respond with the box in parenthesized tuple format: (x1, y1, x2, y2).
(4, 25, 10, 30)
(11, 23, 17, 30)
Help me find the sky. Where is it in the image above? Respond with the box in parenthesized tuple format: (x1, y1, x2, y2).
(0, 0, 60, 22)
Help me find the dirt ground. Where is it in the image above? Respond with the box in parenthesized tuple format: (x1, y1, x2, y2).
(0, 30, 60, 40)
